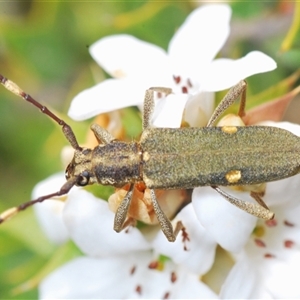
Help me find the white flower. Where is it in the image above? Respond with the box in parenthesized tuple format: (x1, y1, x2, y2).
(62, 188, 151, 256)
(39, 253, 218, 299)
(220, 186, 300, 298)
(31, 4, 281, 298)
(151, 204, 217, 274)
(38, 188, 218, 299)
(68, 4, 276, 128)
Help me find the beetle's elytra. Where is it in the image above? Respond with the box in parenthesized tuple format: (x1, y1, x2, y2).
(141, 126, 300, 189)
(0, 77, 296, 241)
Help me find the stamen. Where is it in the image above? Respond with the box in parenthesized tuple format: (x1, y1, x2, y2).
(284, 220, 295, 227)
(187, 78, 193, 88)
(254, 238, 266, 247)
(173, 75, 181, 84)
(171, 271, 177, 283)
(182, 86, 188, 93)
(284, 240, 294, 248)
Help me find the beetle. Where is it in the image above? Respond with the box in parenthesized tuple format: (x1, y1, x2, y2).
(0, 75, 297, 242)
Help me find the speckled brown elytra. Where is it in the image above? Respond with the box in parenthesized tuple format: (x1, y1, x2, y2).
(0, 76, 298, 242)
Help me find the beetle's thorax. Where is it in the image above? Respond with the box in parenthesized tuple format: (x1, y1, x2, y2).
(92, 141, 142, 186)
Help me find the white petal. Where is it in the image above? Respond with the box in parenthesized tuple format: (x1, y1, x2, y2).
(192, 187, 257, 252)
(261, 252, 300, 298)
(32, 172, 70, 244)
(152, 204, 216, 274)
(40, 246, 217, 299)
(259, 121, 300, 136)
(68, 78, 146, 120)
(90, 34, 171, 81)
(169, 4, 231, 78)
(63, 189, 151, 256)
(220, 258, 272, 299)
(264, 174, 300, 207)
(39, 255, 136, 299)
(183, 91, 215, 127)
(244, 205, 300, 261)
(201, 51, 277, 91)
(152, 94, 190, 128)
(173, 269, 218, 299)
(128, 255, 217, 299)
(284, 201, 300, 227)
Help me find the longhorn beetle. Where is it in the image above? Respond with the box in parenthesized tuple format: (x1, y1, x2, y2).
(0, 75, 299, 242)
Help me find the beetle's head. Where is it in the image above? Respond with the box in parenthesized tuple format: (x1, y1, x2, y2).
(65, 147, 97, 186)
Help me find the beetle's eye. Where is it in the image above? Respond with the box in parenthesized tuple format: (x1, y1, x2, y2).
(77, 171, 90, 186)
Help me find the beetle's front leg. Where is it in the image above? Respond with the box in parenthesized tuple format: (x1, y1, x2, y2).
(90, 124, 116, 144)
(114, 184, 134, 232)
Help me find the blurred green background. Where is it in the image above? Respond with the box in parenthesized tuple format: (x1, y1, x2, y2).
(0, 1, 300, 298)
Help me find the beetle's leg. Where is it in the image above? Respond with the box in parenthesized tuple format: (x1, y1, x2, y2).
(0, 177, 78, 224)
(150, 189, 183, 242)
(90, 124, 115, 144)
(114, 184, 134, 232)
(250, 191, 270, 210)
(211, 186, 274, 220)
(207, 80, 247, 127)
(143, 87, 172, 130)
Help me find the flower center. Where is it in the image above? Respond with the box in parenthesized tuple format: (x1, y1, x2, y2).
(172, 75, 194, 94)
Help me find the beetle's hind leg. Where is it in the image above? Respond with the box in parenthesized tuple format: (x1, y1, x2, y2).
(211, 186, 274, 220)
(250, 191, 270, 210)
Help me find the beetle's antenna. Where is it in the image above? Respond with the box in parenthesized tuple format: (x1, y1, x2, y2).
(0, 74, 81, 151)
(0, 177, 78, 224)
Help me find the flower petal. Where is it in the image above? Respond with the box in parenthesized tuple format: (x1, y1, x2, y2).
(152, 94, 190, 128)
(220, 258, 272, 299)
(39, 255, 137, 299)
(192, 187, 257, 252)
(40, 251, 217, 299)
(264, 174, 300, 207)
(262, 251, 300, 298)
(90, 34, 171, 81)
(259, 121, 300, 136)
(169, 4, 231, 78)
(32, 172, 70, 244)
(173, 268, 218, 299)
(68, 78, 146, 120)
(63, 189, 151, 256)
(200, 51, 276, 91)
(152, 204, 216, 274)
(183, 91, 215, 127)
